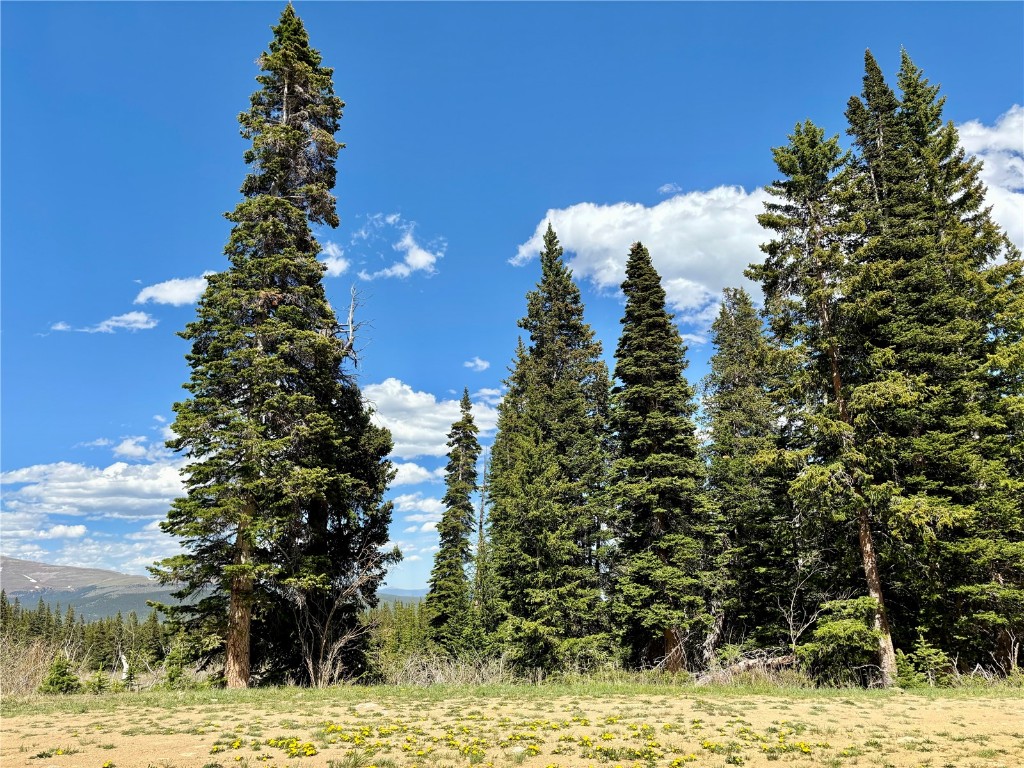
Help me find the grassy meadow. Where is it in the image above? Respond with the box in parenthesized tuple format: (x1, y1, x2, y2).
(2, 681, 1022, 768)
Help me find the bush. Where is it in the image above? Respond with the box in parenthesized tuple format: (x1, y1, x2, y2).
(797, 597, 881, 685)
(896, 633, 955, 687)
(39, 657, 82, 694)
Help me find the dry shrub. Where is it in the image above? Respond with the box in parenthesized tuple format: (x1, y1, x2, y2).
(697, 651, 814, 688)
(376, 652, 516, 686)
(0, 637, 61, 695)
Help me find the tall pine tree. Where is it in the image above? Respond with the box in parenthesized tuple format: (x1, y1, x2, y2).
(154, 5, 396, 688)
(844, 51, 1023, 669)
(609, 242, 713, 671)
(703, 288, 799, 652)
(425, 389, 482, 655)
(488, 225, 612, 669)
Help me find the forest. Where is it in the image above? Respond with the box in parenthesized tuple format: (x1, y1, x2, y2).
(11, 5, 1021, 695)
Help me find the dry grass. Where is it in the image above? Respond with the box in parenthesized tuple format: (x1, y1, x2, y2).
(2, 682, 1022, 768)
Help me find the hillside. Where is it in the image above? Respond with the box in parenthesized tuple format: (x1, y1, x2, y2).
(0, 556, 423, 620)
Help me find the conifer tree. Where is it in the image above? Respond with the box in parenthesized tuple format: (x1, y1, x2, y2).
(154, 5, 396, 688)
(425, 389, 482, 654)
(609, 242, 713, 670)
(753, 50, 1024, 681)
(844, 51, 1023, 668)
(702, 287, 800, 651)
(748, 116, 900, 681)
(488, 226, 612, 668)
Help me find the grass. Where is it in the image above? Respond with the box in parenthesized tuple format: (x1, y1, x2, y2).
(2, 682, 1022, 768)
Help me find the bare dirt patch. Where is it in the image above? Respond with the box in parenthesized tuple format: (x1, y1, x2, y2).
(2, 687, 1021, 768)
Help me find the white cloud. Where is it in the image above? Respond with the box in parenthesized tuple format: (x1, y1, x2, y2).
(393, 493, 445, 519)
(319, 241, 350, 277)
(680, 333, 707, 346)
(392, 462, 446, 486)
(0, 506, 181, 575)
(514, 186, 768, 327)
(509, 106, 1022, 334)
(356, 214, 444, 280)
(1, 459, 184, 520)
(473, 387, 504, 407)
(37, 524, 87, 540)
(53, 312, 158, 334)
(958, 105, 1024, 250)
(134, 273, 211, 306)
(364, 378, 498, 459)
(404, 554, 423, 562)
(658, 182, 682, 195)
(75, 438, 112, 449)
(113, 436, 149, 459)
(463, 356, 490, 372)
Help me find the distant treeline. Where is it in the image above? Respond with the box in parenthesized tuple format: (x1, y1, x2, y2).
(0, 590, 170, 674)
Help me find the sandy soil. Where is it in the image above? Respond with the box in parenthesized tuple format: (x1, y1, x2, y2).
(1, 690, 1021, 768)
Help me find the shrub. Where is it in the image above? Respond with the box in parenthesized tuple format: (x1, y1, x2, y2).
(39, 657, 82, 694)
(797, 597, 880, 685)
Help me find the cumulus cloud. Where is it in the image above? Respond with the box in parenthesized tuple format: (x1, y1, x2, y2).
(958, 105, 1024, 249)
(508, 106, 1021, 334)
(51, 312, 159, 334)
(392, 462, 446, 486)
(463, 356, 490, 372)
(0, 506, 180, 575)
(356, 213, 444, 280)
(392, 493, 446, 520)
(37, 524, 87, 540)
(1, 459, 184, 520)
(364, 378, 498, 459)
(514, 186, 768, 327)
(658, 182, 682, 195)
(473, 387, 504, 407)
(113, 436, 149, 459)
(319, 241, 350, 277)
(134, 273, 212, 305)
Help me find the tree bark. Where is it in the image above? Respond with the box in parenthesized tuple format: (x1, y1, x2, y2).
(858, 506, 897, 686)
(225, 522, 253, 689)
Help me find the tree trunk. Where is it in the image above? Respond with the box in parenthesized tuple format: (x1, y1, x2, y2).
(225, 525, 253, 689)
(858, 506, 897, 686)
(664, 627, 683, 672)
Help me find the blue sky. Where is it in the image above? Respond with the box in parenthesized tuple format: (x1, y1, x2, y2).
(2, 2, 1022, 590)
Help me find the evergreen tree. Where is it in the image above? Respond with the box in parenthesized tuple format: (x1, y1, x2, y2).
(609, 242, 713, 670)
(153, 4, 396, 688)
(425, 389, 482, 654)
(844, 51, 1023, 669)
(488, 225, 612, 669)
(702, 287, 800, 652)
(752, 50, 1023, 681)
(748, 115, 899, 681)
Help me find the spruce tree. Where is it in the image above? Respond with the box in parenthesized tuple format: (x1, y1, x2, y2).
(488, 225, 612, 669)
(844, 51, 1023, 668)
(154, 5, 396, 688)
(609, 242, 713, 671)
(752, 51, 1024, 681)
(425, 389, 482, 655)
(748, 116, 900, 682)
(702, 287, 803, 652)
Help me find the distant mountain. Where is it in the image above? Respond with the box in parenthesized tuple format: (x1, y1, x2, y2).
(0, 556, 424, 618)
(0, 555, 180, 620)
(381, 587, 428, 598)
